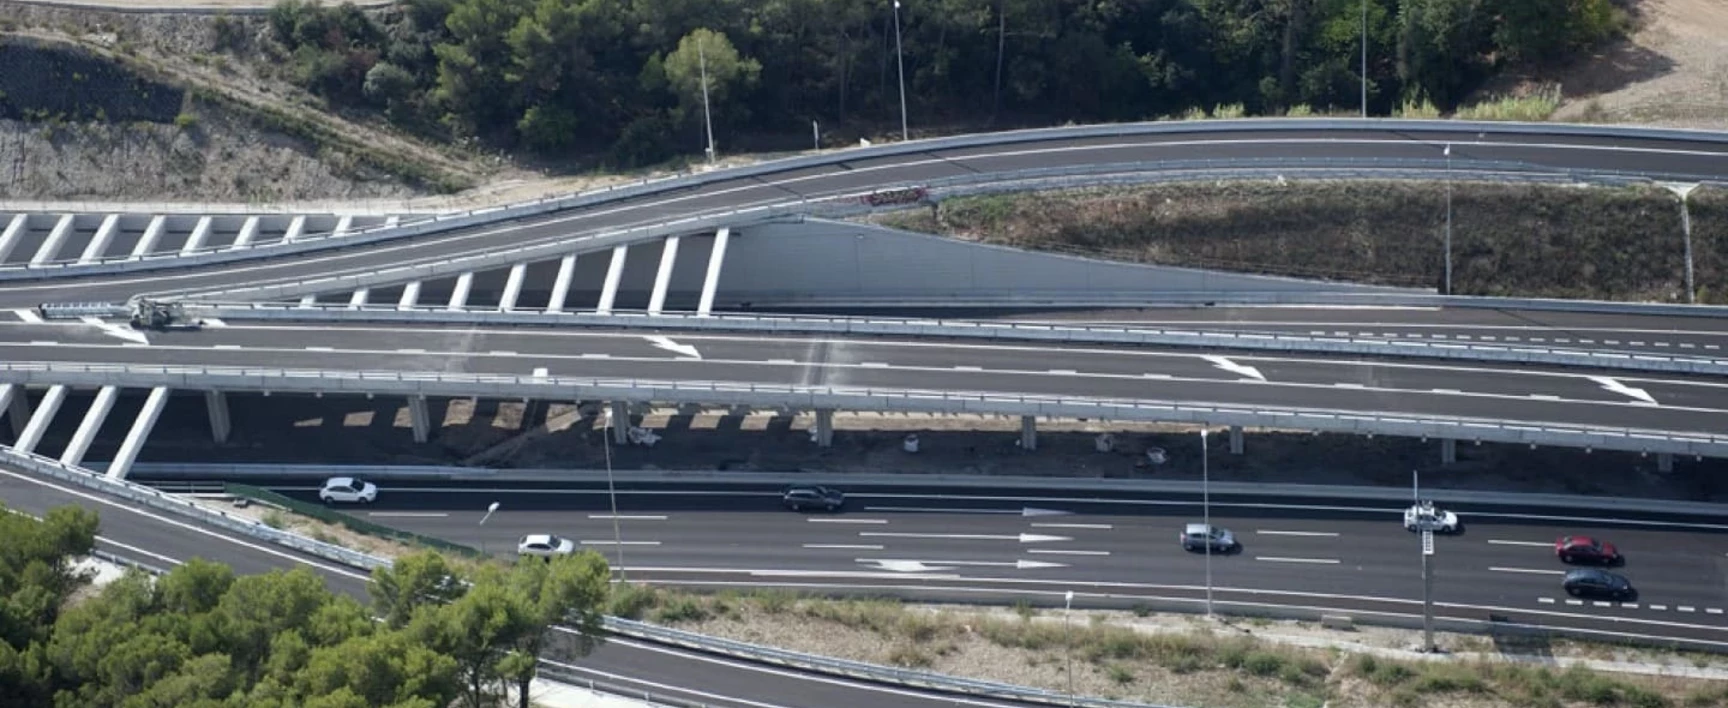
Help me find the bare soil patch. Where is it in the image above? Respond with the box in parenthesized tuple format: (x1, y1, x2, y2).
(1543, 0, 1728, 130)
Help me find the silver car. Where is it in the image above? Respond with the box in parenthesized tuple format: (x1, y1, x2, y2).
(517, 534, 576, 558)
(1181, 523, 1237, 553)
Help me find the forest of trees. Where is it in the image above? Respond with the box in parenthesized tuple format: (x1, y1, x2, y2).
(262, 0, 1626, 165)
(0, 503, 610, 708)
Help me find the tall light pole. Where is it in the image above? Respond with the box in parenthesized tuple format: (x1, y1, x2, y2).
(1413, 469, 1435, 652)
(1360, 0, 1368, 117)
(1664, 182, 1700, 304)
(1201, 428, 1213, 618)
(698, 36, 716, 166)
(892, 0, 909, 141)
(1063, 590, 1075, 706)
(1443, 143, 1453, 295)
(602, 405, 627, 581)
(478, 501, 500, 556)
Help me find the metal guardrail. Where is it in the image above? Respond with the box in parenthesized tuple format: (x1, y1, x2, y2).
(2, 362, 1722, 457)
(603, 617, 1180, 708)
(6, 118, 1724, 281)
(200, 304, 1728, 377)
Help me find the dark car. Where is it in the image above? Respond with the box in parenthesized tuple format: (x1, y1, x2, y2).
(1562, 569, 1636, 600)
(783, 485, 845, 512)
(1556, 536, 1622, 565)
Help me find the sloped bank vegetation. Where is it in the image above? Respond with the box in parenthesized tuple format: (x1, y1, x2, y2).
(885, 181, 1728, 302)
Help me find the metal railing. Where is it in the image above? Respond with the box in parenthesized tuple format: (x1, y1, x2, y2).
(6, 118, 1724, 280)
(200, 303, 1728, 377)
(1, 362, 1722, 457)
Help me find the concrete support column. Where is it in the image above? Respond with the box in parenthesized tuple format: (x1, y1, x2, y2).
(232, 216, 261, 249)
(1228, 425, 1244, 455)
(815, 408, 835, 448)
(1020, 415, 1037, 451)
(547, 255, 577, 314)
(179, 216, 214, 255)
(30, 213, 75, 266)
(15, 384, 68, 454)
(348, 287, 370, 309)
(298, 295, 316, 309)
(333, 215, 355, 238)
(282, 215, 307, 243)
(61, 386, 119, 466)
(205, 390, 232, 445)
(107, 387, 170, 481)
(447, 272, 475, 310)
(1441, 439, 1457, 465)
(499, 263, 528, 312)
(648, 235, 682, 315)
(408, 395, 431, 443)
(697, 227, 731, 316)
(397, 281, 421, 310)
(1, 383, 32, 439)
(79, 214, 120, 263)
(1657, 453, 1674, 474)
(609, 401, 630, 444)
(597, 245, 629, 315)
(130, 215, 166, 258)
(0, 213, 27, 262)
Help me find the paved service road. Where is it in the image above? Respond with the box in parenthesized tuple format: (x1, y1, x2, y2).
(0, 464, 1064, 708)
(1, 319, 1722, 435)
(4, 126, 1728, 307)
(240, 478, 1728, 647)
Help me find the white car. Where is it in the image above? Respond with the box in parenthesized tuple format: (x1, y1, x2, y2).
(318, 476, 378, 504)
(517, 534, 576, 558)
(1404, 500, 1459, 533)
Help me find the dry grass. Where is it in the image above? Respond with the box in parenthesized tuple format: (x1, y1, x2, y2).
(621, 588, 1728, 708)
(887, 181, 1728, 303)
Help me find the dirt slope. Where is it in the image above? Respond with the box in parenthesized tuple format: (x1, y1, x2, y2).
(1548, 0, 1728, 129)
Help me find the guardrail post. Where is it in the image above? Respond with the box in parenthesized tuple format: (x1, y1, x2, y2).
(205, 390, 232, 445)
(0, 383, 30, 439)
(1019, 415, 1037, 451)
(1657, 452, 1674, 473)
(1228, 425, 1244, 455)
(408, 395, 432, 443)
(1441, 438, 1457, 465)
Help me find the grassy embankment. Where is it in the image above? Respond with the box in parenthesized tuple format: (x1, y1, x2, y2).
(610, 585, 1728, 708)
(881, 181, 1728, 303)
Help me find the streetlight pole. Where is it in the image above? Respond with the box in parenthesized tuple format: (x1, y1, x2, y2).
(1063, 590, 1075, 706)
(698, 36, 716, 166)
(1201, 428, 1213, 618)
(478, 501, 499, 556)
(1413, 469, 1435, 652)
(602, 405, 627, 581)
(892, 0, 909, 141)
(1360, 0, 1368, 117)
(1444, 143, 1453, 295)
(1664, 182, 1700, 304)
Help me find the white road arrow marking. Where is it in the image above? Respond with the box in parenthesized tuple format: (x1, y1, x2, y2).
(860, 532, 1072, 543)
(1586, 376, 1658, 405)
(1202, 355, 1265, 381)
(80, 316, 149, 345)
(864, 506, 1071, 517)
(645, 335, 701, 359)
(860, 558, 1067, 571)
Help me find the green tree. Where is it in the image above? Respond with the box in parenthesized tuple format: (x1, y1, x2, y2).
(660, 28, 761, 127)
(368, 550, 464, 629)
(502, 552, 610, 708)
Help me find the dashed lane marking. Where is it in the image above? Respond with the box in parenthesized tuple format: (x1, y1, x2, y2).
(1255, 556, 1339, 565)
(1490, 567, 1565, 575)
(1488, 540, 1551, 547)
(803, 544, 883, 550)
(1049, 369, 1078, 375)
(1031, 523, 1113, 529)
(13, 309, 43, 324)
(580, 540, 661, 546)
(1256, 530, 1340, 537)
(1566, 599, 1583, 606)
(807, 518, 888, 524)
(1028, 549, 1110, 556)
(1650, 604, 1669, 611)
(1538, 597, 1555, 604)
(588, 515, 667, 520)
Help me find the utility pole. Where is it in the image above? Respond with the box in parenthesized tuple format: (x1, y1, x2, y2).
(893, 0, 909, 141)
(698, 36, 716, 165)
(1444, 143, 1453, 295)
(1664, 182, 1700, 303)
(1360, 0, 1368, 117)
(1201, 428, 1213, 618)
(1414, 469, 1436, 652)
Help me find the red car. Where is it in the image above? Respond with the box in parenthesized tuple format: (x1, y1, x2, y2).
(1556, 536, 1621, 565)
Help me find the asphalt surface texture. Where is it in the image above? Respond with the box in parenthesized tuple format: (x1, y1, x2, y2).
(213, 476, 1728, 647)
(0, 461, 1066, 708)
(2, 318, 1723, 436)
(4, 126, 1728, 307)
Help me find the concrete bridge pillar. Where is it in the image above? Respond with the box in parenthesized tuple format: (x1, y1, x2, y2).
(548, 255, 577, 314)
(815, 409, 835, 448)
(1020, 415, 1037, 451)
(15, 385, 68, 454)
(0, 383, 30, 439)
(609, 401, 630, 444)
(107, 387, 170, 481)
(597, 245, 629, 315)
(408, 395, 432, 443)
(1441, 439, 1458, 465)
(1228, 425, 1244, 455)
(648, 235, 682, 316)
(60, 386, 120, 466)
(206, 391, 232, 444)
(697, 227, 732, 317)
(1657, 453, 1674, 474)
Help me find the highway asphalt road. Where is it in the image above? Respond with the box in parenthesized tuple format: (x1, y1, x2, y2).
(248, 478, 1728, 646)
(4, 126, 1728, 307)
(1, 318, 1723, 435)
(0, 463, 1071, 708)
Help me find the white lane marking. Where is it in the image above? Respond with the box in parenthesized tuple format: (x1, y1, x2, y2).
(0, 468, 370, 581)
(860, 532, 1072, 543)
(531, 367, 549, 378)
(488, 350, 518, 356)
(767, 359, 796, 365)
(1431, 388, 1462, 394)
(580, 352, 611, 359)
(1650, 604, 1669, 611)
(588, 514, 668, 520)
(1538, 597, 1556, 604)
(539, 654, 798, 708)
(803, 544, 884, 550)
(100, 536, 186, 567)
(306, 346, 334, 351)
(1709, 608, 1724, 615)
(1679, 606, 1696, 613)
(1031, 523, 1113, 529)
(807, 518, 888, 524)
(1623, 603, 1638, 609)
(214, 344, 241, 350)
(1529, 394, 1562, 401)
(366, 512, 449, 518)
(1490, 567, 1565, 575)
(29, 340, 57, 346)
(1048, 369, 1078, 375)
(859, 362, 889, 368)
(397, 348, 426, 354)
(14, 308, 44, 324)
(1256, 530, 1339, 537)
(1202, 355, 1266, 381)
(1593, 601, 1612, 607)
(1488, 540, 1552, 547)
(955, 365, 983, 371)
(1028, 549, 1110, 556)
(1566, 599, 1584, 606)
(580, 540, 661, 546)
(1630, 341, 1646, 346)
(644, 335, 702, 359)
(1142, 373, 1171, 379)
(1587, 376, 1659, 405)
(1334, 383, 1365, 389)
(79, 316, 149, 345)
(1255, 557, 1339, 564)
(201, 318, 227, 328)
